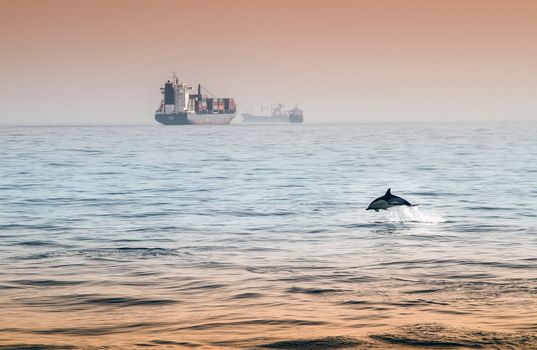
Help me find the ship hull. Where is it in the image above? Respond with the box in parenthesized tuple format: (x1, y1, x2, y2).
(155, 112, 236, 125)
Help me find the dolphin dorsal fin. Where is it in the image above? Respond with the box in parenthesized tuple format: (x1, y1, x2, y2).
(385, 188, 391, 196)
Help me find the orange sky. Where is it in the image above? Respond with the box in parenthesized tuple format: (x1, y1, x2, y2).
(1, 0, 536, 124)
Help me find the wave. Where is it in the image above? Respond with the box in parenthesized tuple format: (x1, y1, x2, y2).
(255, 323, 537, 349)
(370, 323, 537, 349)
(260, 336, 363, 349)
(14, 294, 178, 309)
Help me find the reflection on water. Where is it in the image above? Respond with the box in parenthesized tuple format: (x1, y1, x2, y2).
(0, 123, 536, 349)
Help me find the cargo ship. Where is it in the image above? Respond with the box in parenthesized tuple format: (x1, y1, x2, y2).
(241, 104, 303, 123)
(155, 74, 236, 125)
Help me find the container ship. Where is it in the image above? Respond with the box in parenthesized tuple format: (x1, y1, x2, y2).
(241, 104, 303, 123)
(155, 74, 236, 125)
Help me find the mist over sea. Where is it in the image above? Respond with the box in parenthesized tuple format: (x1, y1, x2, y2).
(1, 122, 536, 349)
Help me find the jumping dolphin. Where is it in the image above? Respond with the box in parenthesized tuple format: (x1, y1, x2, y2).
(366, 188, 415, 212)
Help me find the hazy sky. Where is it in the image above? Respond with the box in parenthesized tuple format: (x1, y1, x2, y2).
(1, 0, 536, 124)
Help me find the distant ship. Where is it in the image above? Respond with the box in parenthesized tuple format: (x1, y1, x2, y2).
(242, 104, 304, 123)
(155, 74, 236, 125)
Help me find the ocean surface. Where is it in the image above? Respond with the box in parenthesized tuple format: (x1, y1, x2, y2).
(0, 122, 536, 349)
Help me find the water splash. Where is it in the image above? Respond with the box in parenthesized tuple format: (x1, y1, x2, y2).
(389, 206, 445, 223)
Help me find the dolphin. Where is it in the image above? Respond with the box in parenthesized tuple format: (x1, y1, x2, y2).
(366, 188, 415, 212)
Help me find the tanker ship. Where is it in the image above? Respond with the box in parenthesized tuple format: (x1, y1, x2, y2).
(241, 104, 304, 123)
(155, 74, 236, 125)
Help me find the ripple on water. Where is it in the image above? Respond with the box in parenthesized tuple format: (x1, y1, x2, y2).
(287, 287, 345, 295)
(0, 345, 77, 350)
(11, 279, 85, 287)
(148, 340, 201, 348)
(175, 319, 328, 331)
(14, 247, 186, 261)
(229, 292, 263, 299)
(17, 240, 58, 247)
(14, 294, 179, 309)
(374, 258, 537, 270)
(2, 322, 171, 336)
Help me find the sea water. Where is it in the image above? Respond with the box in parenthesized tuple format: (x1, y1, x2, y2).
(0, 122, 536, 349)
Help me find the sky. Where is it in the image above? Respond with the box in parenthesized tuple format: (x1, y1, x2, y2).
(1, 0, 536, 124)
